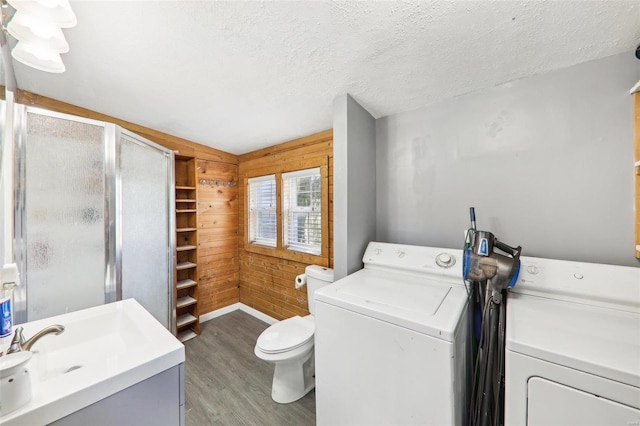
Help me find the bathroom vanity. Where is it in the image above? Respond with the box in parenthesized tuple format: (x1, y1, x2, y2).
(0, 299, 185, 426)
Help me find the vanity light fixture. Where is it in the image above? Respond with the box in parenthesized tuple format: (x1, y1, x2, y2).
(7, 0, 76, 27)
(11, 40, 64, 72)
(7, 11, 70, 52)
(4, 0, 76, 73)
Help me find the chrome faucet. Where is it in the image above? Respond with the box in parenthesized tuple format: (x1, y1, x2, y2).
(6, 324, 65, 354)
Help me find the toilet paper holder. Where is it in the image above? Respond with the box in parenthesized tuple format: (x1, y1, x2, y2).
(295, 274, 306, 289)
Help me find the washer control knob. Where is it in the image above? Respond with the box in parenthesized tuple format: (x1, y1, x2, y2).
(574, 273, 584, 280)
(436, 253, 455, 268)
(526, 265, 539, 275)
(374, 248, 382, 255)
(397, 250, 405, 258)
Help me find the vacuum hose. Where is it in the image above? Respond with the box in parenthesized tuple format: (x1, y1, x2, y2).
(464, 208, 521, 426)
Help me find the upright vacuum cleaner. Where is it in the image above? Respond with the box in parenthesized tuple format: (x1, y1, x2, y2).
(463, 207, 521, 426)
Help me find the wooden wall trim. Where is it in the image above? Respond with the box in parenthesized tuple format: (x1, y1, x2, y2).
(4, 87, 237, 164)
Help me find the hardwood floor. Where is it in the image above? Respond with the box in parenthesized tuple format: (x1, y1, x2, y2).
(184, 310, 316, 425)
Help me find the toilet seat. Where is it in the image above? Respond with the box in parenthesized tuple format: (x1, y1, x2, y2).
(257, 316, 314, 354)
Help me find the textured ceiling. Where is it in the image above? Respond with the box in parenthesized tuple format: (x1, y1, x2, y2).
(3, 1, 640, 154)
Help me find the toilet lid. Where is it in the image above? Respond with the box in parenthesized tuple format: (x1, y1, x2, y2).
(257, 316, 314, 354)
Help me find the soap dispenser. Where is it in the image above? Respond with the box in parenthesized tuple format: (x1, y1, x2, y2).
(0, 264, 19, 355)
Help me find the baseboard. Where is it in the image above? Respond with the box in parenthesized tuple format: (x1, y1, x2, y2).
(238, 303, 278, 325)
(199, 302, 241, 323)
(199, 302, 278, 325)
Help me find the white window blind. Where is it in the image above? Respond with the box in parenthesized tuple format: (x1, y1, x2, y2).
(282, 168, 321, 255)
(248, 175, 276, 247)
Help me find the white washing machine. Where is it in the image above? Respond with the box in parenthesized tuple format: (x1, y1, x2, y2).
(314, 242, 470, 426)
(505, 255, 640, 425)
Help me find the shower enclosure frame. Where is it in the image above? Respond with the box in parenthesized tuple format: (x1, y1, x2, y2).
(12, 104, 176, 331)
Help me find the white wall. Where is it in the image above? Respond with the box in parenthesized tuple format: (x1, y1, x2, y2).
(376, 51, 640, 267)
(333, 94, 377, 279)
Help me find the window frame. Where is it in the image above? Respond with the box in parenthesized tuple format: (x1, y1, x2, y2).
(247, 174, 277, 248)
(243, 157, 329, 266)
(282, 167, 322, 256)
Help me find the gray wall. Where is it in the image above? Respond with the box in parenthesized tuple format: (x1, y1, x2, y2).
(376, 51, 640, 267)
(334, 94, 377, 279)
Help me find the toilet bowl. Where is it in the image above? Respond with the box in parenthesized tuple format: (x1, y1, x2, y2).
(254, 315, 315, 403)
(254, 265, 334, 404)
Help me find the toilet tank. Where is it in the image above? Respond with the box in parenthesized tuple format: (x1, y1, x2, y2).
(306, 265, 334, 315)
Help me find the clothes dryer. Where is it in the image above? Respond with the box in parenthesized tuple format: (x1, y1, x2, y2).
(505, 256, 640, 425)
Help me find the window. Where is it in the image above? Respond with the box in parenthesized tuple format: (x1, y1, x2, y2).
(282, 168, 321, 255)
(247, 174, 276, 247)
(245, 164, 327, 261)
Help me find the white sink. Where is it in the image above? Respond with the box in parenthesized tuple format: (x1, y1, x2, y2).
(0, 299, 184, 425)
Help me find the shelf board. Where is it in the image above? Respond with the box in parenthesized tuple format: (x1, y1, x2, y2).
(177, 279, 197, 290)
(175, 185, 196, 190)
(176, 261, 197, 270)
(178, 329, 198, 342)
(176, 199, 196, 203)
(177, 313, 197, 328)
(176, 245, 197, 252)
(176, 227, 197, 232)
(176, 209, 197, 213)
(177, 296, 197, 309)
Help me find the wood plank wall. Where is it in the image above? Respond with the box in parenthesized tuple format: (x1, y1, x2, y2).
(238, 130, 333, 320)
(9, 89, 241, 313)
(197, 161, 240, 310)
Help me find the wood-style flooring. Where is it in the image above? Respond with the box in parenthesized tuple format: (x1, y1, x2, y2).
(184, 310, 316, 426)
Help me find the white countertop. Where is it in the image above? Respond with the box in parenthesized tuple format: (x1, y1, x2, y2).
(1, 299, 185, 425)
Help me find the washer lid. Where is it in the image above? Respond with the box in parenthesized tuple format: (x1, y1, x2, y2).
(257, 316, 314, 354)
(314, 268, 468, 341)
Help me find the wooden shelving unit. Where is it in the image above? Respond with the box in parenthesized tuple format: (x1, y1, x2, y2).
(174, 155, 200, 341)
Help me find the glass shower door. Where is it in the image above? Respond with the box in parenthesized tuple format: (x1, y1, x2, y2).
(14, 107, 112, 322)
(13, 106, 175, 331)
(119, 131, 174, 330)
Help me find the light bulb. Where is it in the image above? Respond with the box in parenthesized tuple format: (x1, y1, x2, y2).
(7, 11, 69, 52)
(7, 0, 77, 28)
(11, 41, 65, 73)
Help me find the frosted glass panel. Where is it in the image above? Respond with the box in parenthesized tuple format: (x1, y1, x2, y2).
(0, 100, 5, 268)
(25, 113, 106, 320)
(120, 135, 171, 328)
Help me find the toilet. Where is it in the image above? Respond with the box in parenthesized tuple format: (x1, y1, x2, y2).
(254, 265, 334, 404)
